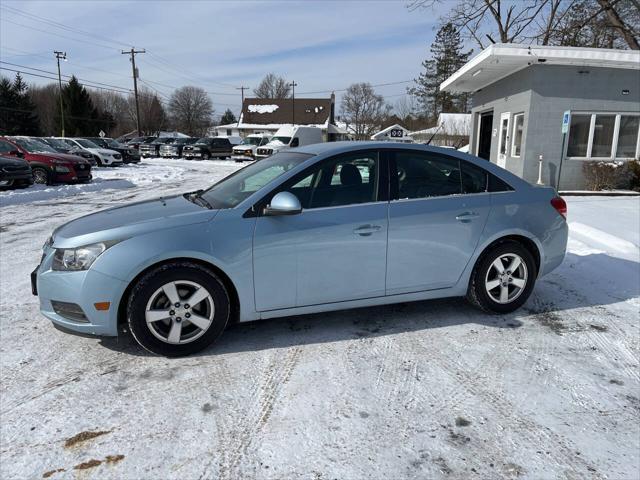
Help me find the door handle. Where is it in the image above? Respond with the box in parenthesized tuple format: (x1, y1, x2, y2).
(456, 212, 480, 222)
(353, 224, 382, 236)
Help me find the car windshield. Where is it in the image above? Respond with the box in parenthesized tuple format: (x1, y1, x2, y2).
(142, 137, 156, 143)
(104, 139, 121, 148)
(195, 138, 210, 144)
(199, 152, 313, 209)
(242, 137, 262, 146)
(271, 136, 291, 145)
(76, 139, 99, 148)
(13, 138, 57, 153)
(173, 138, 192, 144)
(42, 138, 69, 149)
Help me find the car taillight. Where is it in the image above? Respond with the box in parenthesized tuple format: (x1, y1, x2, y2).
(551, 196, 567, 219)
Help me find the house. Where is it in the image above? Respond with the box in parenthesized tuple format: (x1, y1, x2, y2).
(211, 95, 349, 141)
(409, 113, 471, 147)
(371, 124, 413, 143)
(440, 44, 640, 189)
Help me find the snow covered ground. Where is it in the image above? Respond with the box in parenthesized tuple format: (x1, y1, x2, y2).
(1, 159, 638, 479)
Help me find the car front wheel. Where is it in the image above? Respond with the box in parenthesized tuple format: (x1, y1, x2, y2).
(127, 262, 230, 356)
(467, 241, 536, 314)
(32, 167, 50, 185)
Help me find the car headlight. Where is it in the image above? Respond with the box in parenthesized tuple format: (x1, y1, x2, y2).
(52, 241, 119, 271)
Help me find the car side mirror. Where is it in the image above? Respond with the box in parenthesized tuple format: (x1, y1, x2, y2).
(264, 191, 302, 216)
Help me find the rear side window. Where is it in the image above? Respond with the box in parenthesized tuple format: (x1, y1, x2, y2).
(488, 174, 513, 192)
(460, 161, 488, 194)
(393, 151, 461, 199)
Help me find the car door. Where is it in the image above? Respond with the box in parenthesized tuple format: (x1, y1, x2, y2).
(253, 150, 388, 311)
(386, 150, 491, 295)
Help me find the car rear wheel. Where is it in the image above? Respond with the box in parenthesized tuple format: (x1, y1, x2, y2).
(127, 262, 230, 356)
(467, 241, 536, 314)
(32, 167, 49, 185)
(201, 152, 210, 160)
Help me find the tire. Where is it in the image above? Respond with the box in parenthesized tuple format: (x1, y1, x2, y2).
(201, 152, 211, 160)
(32, 167, 50, 185)
(127, 262, 230, 357)
(466, 240, 537, 314)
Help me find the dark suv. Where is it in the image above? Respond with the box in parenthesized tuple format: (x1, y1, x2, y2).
(84, 137, 141, 163)
(0, 137, 92, 185)
(182, 137, 233, 160)
(159, 137, 197, 158)
(139, 137, 175, 158)
(125, 136, 157, 151)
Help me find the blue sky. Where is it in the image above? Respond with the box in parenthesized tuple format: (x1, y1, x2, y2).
(0, 0, 444, 116)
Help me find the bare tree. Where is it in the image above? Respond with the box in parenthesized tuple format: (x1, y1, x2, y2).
(90, 90, 132, 137)
(29, 83, 58, 136)
(168, 86, 213, 136)
(253, 73, 291, 99)
(408, 0, 639, 49)
(340, 83, 391, 140)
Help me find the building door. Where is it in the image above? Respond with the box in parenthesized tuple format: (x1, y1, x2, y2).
(497, 112, 511, 168)
(477, 111, 493, 160)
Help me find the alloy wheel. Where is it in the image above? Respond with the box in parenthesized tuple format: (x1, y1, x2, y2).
(484, 253, 528, 304)
(145, 280, 215, 344)
(32, 169, 48, 184)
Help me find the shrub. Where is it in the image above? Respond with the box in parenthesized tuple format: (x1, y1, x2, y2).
(582, 160, 640, 191)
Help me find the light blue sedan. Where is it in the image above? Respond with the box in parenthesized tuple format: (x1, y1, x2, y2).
(33, 142, 568, 356)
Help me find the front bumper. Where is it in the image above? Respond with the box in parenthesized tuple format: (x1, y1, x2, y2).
(33, 249, 126, 337)
(0, 171, 33, 185)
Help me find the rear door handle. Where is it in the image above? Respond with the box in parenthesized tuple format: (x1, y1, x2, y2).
(456, 212, 480, 222)
(353, 224, 382, 236)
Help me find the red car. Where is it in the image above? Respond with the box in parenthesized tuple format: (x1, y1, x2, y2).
(0, 136, 92, 185)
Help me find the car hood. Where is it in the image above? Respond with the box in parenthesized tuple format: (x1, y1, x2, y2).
(0, 156, 30, 167)
(51, 194, 218, 248)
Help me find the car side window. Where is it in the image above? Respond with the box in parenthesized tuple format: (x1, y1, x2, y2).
(0, 141, 15, 154)
(393, 151, 461, 199)
(290, 138, 299, 147)
(460, 161, 488, 194)
(274, 151, 380, 210)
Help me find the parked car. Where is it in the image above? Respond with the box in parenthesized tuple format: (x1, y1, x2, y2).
(0, 136, 92, 185)
(0, 155, 33, 189)
(32, 142, 568, 356)
(182, 137, 233, 160)
(255, 126, 323, 159)
(159, 138, 197, 158)
(83, 137, 140, 164)
(39, 137, 97, 164)
(125, 136, 157, 151)
(139, 138, 176, 158)
(232, 134, 272, 162)
(56, 138, 123, 167)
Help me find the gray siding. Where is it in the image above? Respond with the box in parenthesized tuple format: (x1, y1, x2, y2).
(469, 64, 640, 189)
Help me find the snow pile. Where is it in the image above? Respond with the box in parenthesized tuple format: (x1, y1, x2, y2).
(248, 104, 279, 114)
(0, 178, 134, 207)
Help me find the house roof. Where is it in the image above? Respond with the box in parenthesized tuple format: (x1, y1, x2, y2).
(239, 97, 332, 125)
(410, 113, 471, 137)
(371, 123, 410, 140)
(441, 43, 640, 93)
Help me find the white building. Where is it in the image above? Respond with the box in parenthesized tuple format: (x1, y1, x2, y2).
(371, 124, 413, 143)
(409, 113, 471, 147)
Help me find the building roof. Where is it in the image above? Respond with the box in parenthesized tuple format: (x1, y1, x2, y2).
(239, 97, 333, 126)
(441, 43, 640, 93)
(371, 123, 410, 140)
(410, 113, 471, 137)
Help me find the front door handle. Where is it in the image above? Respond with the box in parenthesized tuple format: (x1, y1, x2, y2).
(456, 212, 480, 223)
(353, 224, 382, 236)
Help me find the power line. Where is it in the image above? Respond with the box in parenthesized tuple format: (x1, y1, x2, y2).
(298, 80, 414, 95)
(0, 67, 132, 95)
(0, 4, 131, 49)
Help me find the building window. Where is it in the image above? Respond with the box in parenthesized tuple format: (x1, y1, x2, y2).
(617, 116, 640, 158)
(499, 116, 509, 156)
(511, 113, 524, 157)
(566, 112, 640, 160)
(226, 129, 232, 136)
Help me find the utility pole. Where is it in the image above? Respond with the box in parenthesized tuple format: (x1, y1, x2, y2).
(54, 51, 66, 137)
(121, 48, 145, 136)
(236, 86, 248, 124)
(289, 81, 297, 124)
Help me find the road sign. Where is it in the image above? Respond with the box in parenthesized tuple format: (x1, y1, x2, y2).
(561, 111, 570, 134)
(99, 130, 106, 138)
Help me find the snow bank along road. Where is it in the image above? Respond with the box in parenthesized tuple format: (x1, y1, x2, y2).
(1, 159, 639, 479)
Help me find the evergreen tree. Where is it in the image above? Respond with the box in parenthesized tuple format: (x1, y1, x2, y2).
(58, 76, 102, 136)
(0, 73, 40, 135)
(409, 23, 472, 120)
(219, 108, 237, 125)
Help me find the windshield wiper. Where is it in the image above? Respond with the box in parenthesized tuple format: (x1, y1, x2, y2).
(184, 190, 212, 209)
